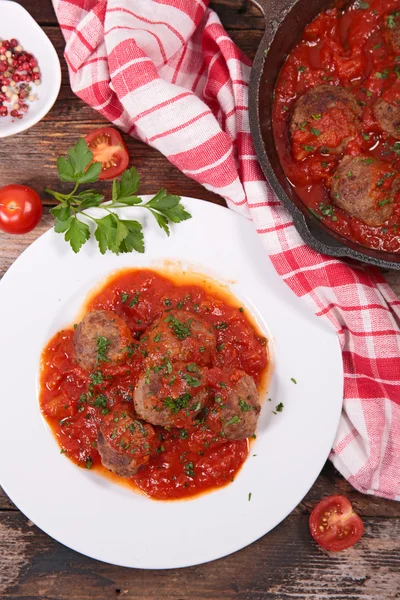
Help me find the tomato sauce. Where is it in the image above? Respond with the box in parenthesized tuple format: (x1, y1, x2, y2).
(273, 0, 400, 252)
(39, 269, 269, 500)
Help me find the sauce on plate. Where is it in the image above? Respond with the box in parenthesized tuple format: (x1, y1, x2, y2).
(39, 269, 269, 500)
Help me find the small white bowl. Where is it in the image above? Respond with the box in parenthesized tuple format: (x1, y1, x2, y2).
(0, 1, 61, 138)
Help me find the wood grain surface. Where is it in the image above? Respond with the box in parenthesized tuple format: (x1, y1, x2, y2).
(1, 1, 400, 599)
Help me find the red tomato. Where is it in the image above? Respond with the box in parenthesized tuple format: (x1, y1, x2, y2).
(0, 184, 42, 234)
(85, 127, 129, 180)
(309, 495, 364, 551)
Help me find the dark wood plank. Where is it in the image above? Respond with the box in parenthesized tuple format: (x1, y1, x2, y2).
(1, 510, 399, 600)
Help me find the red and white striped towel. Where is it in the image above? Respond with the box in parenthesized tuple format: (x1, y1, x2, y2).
(54, 0, 400, 499)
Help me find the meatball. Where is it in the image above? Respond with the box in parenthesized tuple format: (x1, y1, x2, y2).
(74, 310, 132, 371)
(134, 362, 208, 427)
(218, 373, 261, 440)
(386, 11, 400, 52)
(330, 156, 398, 226)
(144, 310, 216, 367)
(373, 98, 400, 140)
(98, 403, 158, 477)
(290, 85, 361, 160)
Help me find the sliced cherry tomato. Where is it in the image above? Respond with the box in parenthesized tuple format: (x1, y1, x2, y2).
(309, 495, 364, 551)
(85, 127, 129, 180)
(0, 184, 42, 234)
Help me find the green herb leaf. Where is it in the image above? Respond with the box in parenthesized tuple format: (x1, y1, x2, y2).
(64, 217, 90, 253)
(225, 415, 241, 426)
(112, 167, 141, 204)
(50, 203, 71, 222)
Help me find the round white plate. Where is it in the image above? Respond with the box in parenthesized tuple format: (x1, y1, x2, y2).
(0, 198, 343, 569)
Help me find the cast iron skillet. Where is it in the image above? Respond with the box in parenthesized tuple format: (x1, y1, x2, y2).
(248, 0, 400, 270)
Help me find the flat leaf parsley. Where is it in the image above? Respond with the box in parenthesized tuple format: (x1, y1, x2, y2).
(45, 138, 191, 254)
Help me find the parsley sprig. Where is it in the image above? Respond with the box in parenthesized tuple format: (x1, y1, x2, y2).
(45, 138, 191, 254)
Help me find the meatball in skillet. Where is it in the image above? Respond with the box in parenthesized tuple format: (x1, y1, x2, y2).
(144, 310, 216, 367)
(373, 98, 400, 140)
(134, 361, 208, 427)
(386, 11, 400, 52)
(74, 310, 132, 372)
(330, 156, 399, 226)
(290, 84, 361, 160)
(98, 403, 158, 477)
(213, 370, 261, 440)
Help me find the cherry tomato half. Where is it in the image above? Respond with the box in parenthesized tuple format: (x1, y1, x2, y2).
(0, 184, 42, 234)
(85, 127, 129, 180)
(309, 495, 364, 551)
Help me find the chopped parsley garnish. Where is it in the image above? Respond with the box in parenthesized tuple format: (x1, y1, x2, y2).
(372, 43, 381, 51)
(164, 392, 192, 414)
(164, 315, 193, 339)
(318, 203, 337, 221)
(354, 0, 369, 8)
(181, 373, 202, 388)
(387, 14, 396, 28)
(248, 492, 252, 501)
(276, 402, 284, 412)
(362, 158, 374, 165)
(93, 394, 107, 409)
(297, 65, 307, 72)
(291, 377, 297, 384)
(90, 371, 103, 385)
(217, 343, 225, 352)
(153, 333, 162, 342)
(239, 399, 253, 412)
(180, 429, 189, 440)
(214, 321, 229, 330)
(85, 458, 93, 470)
(225, 415, 241, 426)
(362, 133, 370, 141)
(96, 336, 111, 363)
(187, 363, 198, 372)
(121, 292, 129, 303)
(184, 462, 196, 477)
(310, 127, 321, 136)
(301, 144, 315, 152)
(199, 346, 205, 353)
(239, 306, 244, 312)
(375, 70, 389, 79)
(311, 113, 322, 120)
(163, 298, 172, 307)
(377, 198, 392, 207)
(129, 292, 140, 307)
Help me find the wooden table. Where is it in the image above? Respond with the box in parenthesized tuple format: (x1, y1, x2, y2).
(1, 2, 400, 598)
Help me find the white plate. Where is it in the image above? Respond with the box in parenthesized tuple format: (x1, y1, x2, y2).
(0, 198, 343, 569)
(0, 1, 61, 138)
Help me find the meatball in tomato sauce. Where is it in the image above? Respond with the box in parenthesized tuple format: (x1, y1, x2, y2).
(373, 98, 400, 140)
(134, 361, 208, 427)
(98, 403, 158, 477)
(209, 369, 261, 440)
(144, 309, 216, 367)
(74, 310, 132, 371)
(290, 85, 361, 161)
(386, 10, 400, 52)
(330, 156, 399, 226)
